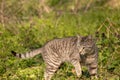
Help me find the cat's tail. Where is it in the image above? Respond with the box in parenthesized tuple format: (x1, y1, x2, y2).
(11, 48, 44, 59)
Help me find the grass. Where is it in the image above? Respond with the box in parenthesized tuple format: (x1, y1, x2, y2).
(0, 8, 120, 80)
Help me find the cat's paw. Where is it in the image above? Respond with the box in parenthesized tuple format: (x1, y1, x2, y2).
(90, 75, 98, 80)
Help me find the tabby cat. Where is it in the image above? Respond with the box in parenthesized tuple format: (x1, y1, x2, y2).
(11, 35, 98, 80)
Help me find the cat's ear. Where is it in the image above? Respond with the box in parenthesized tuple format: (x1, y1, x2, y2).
(83, 35, 93, 41)
(77, 35, 82, 47)
(87, 35, 96, 44)
(88, 35, 93, 39)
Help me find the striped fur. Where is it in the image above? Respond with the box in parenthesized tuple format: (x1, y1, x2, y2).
(11, 35, 98, 80)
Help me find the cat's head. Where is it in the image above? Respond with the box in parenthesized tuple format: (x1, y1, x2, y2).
(77, 35, 96, 55)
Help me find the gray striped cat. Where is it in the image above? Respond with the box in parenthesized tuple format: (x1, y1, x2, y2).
(11, 35, 98, 80)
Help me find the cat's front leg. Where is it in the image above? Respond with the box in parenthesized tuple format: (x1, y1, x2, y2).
(88, 62, 98, 79)
(71, 60, 82, 78)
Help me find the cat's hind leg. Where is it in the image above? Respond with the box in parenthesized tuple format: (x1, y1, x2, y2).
(44, 61, 61, 80)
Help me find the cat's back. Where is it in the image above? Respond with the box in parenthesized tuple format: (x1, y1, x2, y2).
(44, 36, 77, 48)
(42, 36, 77, 61)
(42, 37, 77, 55)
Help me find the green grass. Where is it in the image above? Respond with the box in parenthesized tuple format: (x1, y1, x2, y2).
(0, 8, 120, 80)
